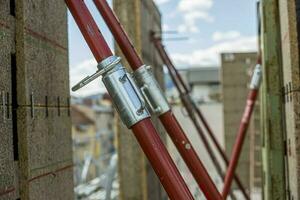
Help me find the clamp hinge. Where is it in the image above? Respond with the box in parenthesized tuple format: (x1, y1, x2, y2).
(134, 65, 170, 116)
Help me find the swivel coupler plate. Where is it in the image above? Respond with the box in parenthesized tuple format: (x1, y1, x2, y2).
(133, 65, 170, 116)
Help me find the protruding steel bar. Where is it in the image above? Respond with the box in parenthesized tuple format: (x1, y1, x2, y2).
(152, 37, 239, 200)
(92, 1, 222, 199)
(65, 1, 194, 199)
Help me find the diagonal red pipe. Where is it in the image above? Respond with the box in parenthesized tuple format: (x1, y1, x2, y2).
(65, 0, 194, 199)
(223, 2, 262, 198)
(194, 102, 250, 199)
(222, 57, 261, 199)
(222, 88, 259, 198)
(153, 38, 241, 200)
(92, 1, 222, 199)
(153, 37, 250, 200)
(159, 111, 223, 200)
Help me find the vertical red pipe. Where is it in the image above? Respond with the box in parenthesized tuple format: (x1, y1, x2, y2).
(65, 0, 194, 199)
(222, 89, 259, 198)
(92, 1, 222, 199)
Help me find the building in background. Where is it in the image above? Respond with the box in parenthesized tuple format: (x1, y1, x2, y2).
(71, 104, 97, 185)
(221, 52, 262, 194)
(165, 66, 225, 198)
(184, 67, 221, 102)
(71, 94, 114, 187)
(165, 67, 221, 103)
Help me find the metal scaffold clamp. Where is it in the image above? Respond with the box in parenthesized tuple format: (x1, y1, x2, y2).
(72, 56, 150, 128)
(133, 65, 170, 116)
(250, 63, 262, 89)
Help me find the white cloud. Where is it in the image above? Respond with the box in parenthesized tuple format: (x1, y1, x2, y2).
(212, 31, 241, 41)
(177, 0, 214, 33)
(154, 0, 170, 5)
(178, 0, 213, 12)
(162, 24, 171, 32)
(70, 58, 106, 97)
(170, 35, 257, 67)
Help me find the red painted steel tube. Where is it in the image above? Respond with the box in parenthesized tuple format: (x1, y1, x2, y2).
(132, 119, 194, 200)
(193, 104, 249, 199)
(157, 37, 249, 199)
(223, 4, 262, 198)
(92, 1, 222, 199)
(65, 0, 112, 60)
(65, 0, 194, 199)
(159, 112, 223, 200)
(222, 89, 259, 198)
(152, 38, 240, 200)
(92, 0, 143, 70)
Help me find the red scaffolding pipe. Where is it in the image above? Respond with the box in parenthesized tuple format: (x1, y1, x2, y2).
(65, 0, 193, 199)
(92, 1, 222, 199)
(193, 103, 249, 199)
(222, 64, 260, 199)
(159, 111, 222, 199)
(222, 3, 262, 198)
(152, 36, 250, 199)
(152, 38, 244, 200)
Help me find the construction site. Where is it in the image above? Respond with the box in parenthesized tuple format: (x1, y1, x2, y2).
(0, 0, 299, 199)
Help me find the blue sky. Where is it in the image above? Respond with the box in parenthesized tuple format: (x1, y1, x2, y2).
(69, 0, 258, 96)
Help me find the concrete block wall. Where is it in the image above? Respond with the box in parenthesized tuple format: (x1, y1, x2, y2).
(16, 0, 70, 106)
(279, 0, 300, 199)
(260, 1, 286, 198)
(0, 0, 19, 199)
(221, 52, 262, 192)
(0, 0, 73, 199)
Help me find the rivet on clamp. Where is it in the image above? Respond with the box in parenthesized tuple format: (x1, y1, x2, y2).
(72, 56, 150, 128)
(133, 65, 170, 116)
